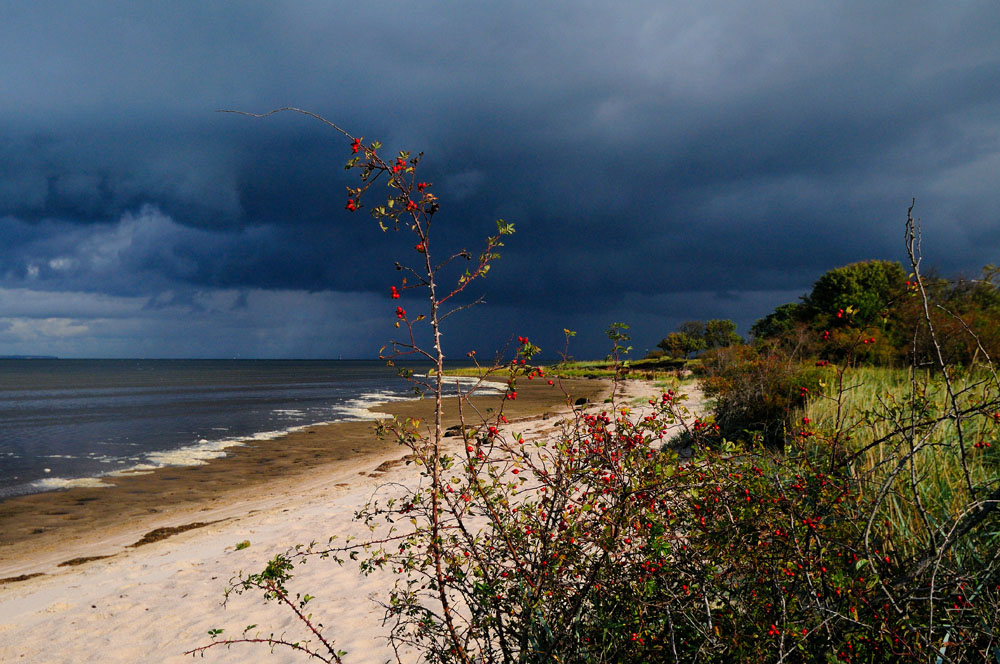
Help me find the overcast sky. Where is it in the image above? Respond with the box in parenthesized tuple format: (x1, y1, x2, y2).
(1, 1, 998, 359)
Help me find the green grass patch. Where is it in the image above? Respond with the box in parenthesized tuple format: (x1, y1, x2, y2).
(438, 357, 703, 381)
(802, 365, 1000, 559)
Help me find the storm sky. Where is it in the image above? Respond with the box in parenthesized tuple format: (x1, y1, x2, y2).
(1, 2, 998, 358)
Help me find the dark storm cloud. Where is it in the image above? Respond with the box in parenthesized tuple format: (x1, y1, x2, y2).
(1, 1, 998, 357)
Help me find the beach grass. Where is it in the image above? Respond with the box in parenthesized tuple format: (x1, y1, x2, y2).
(441, 357, 701, 381)
(802, 365, 1000, 559)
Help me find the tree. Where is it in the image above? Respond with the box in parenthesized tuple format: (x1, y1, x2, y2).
(656, 319, 739, 358)
(750, 302, 806, 340)
(804, 259, 906, 323)
(657, 331, 704, 358)
(677, 320, 706, 340)
(703, 318, 741, 348)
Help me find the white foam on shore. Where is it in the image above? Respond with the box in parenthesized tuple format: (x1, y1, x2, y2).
(416, 373, 506, 395)
(107, 467, 155, 477)
(32, 476, 115, 490)
(23, 389, 426, 493)
(22, 381, 507, 496)
(332, 391, 412, 421)
(143, 428, 288, 467)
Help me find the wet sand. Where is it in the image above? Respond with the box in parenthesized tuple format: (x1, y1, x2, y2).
(0, 378, 608, 579)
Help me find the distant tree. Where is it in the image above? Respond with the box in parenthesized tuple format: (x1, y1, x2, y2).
(703, 318, 742, 348)
(889, 265, 1000, 366)
(750, 261, 907, 360)
(657, 331, 705, 359)
(750, 303, 807, 340)
(677, 320, 706, 340)
(964, 264, 1000, 315)
(656, 319, 740, 358)
(803, 259, 906, 323)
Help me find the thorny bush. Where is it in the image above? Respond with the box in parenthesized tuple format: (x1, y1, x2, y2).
(189, 118, 1000, 663)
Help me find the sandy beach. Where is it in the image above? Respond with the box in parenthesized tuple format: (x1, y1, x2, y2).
(0, 376, 682, 663)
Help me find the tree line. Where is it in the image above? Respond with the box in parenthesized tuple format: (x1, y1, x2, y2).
(652, 258, 1000, 367)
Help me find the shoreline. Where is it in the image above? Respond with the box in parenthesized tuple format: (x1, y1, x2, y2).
(0, 377, 609, 580)
(0, 378, 699, 663)
(1, 363, 499, 503)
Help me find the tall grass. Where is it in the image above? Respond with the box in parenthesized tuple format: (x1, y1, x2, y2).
(803, 365, 1000, 560)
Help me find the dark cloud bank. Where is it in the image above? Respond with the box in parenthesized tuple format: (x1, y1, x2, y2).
(1, 2, 998, 358)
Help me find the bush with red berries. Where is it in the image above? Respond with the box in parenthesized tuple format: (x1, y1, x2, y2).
(190, 118, 1000, 664)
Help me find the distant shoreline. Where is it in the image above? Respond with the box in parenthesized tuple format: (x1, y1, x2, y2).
(0, 378, 608, 579)
(0, 378, 677, 663)
(0, 359, 487, 502)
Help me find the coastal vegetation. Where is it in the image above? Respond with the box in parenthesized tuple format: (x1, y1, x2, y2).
(191, 118, 1000, 663)
(653, 318, 742, 360)
(443, 357, 697, 381)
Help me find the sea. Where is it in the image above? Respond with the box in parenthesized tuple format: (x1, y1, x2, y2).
(0, 359, 487, 500)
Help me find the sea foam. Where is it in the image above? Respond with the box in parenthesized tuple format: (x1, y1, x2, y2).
(22, 374, 505, 495)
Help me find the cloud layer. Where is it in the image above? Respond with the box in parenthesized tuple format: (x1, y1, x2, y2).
(1, 2, 998, 357)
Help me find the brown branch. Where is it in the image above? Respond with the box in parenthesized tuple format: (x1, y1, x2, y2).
(905, 202, 974, 496)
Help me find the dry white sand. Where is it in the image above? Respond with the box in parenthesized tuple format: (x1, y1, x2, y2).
(0, 379, 702, 663)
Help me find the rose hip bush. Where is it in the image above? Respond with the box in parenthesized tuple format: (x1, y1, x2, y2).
(190, 115, 1000, 663)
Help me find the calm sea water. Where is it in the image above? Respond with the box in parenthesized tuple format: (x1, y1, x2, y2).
(0, 359, 480, 500)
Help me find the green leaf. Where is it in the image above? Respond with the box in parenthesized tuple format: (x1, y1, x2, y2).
(496, 219, 515, 235)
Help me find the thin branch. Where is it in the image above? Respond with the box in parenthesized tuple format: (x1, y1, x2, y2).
(218, 107, 353, 139)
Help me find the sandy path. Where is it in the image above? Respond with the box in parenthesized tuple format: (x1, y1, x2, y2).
(0, 379, 703, 663)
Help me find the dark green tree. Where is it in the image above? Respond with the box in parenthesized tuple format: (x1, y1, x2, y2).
(677, 320, 706, 340)
(803, 259, 906, 323)
(750, 303, 807, 340)
(703, 318, 741, 348)
(657, 331, 705, 359)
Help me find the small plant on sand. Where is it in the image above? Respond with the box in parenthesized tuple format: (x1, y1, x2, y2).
(188, 118, 1000, 663)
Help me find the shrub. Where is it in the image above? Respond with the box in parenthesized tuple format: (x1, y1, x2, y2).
(701, 345, 823, 447)
(187, 122, 1000, 664)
